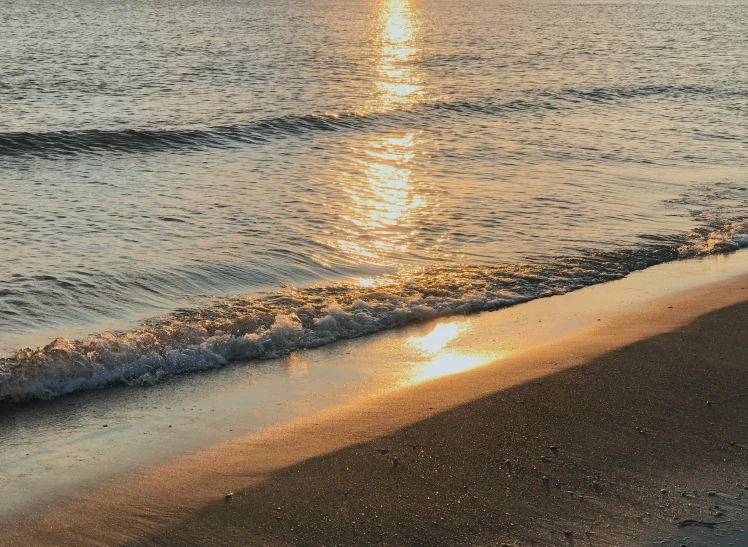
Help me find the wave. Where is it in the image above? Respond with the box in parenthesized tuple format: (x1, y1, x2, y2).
(2, 219, 747, 403)
(0, 113, 363, 158)
(1, 84, 740, 158)
(550, 84, 745, 103)
(679, 218, 748, 255)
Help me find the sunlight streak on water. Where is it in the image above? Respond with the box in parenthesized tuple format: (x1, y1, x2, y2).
(323, 0, 429, 266)
(375, 0, 424, 110)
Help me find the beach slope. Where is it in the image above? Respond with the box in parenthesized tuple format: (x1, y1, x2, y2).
(140, 280, 748, 546)
(4, 277, 748, 546)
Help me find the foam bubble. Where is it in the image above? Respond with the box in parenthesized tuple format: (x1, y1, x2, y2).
(679, 219, 748, 256)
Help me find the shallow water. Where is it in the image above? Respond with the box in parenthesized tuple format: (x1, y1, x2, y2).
(1, 0, 747, 400)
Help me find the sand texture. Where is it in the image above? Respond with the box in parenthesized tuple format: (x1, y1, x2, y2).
(3, 277, 748, 546)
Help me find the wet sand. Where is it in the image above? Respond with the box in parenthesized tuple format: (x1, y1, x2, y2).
(3, 276, 748, 546)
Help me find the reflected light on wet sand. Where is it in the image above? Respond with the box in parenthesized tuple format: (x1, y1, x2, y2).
(408, 321, 466, 353)
(402, 321, 509, 385)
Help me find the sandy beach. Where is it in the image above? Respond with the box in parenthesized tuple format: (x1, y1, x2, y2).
(2, 272, 748, 546)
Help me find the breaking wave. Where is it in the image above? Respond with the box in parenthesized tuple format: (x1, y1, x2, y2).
(0, 84, 738, 158)
(2, 218, 747, 403)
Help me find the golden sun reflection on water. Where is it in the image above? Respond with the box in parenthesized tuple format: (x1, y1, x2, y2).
(375, 0, 423, 110)
(323, 0, 429, 267)
(328, 132, 424, 263)
(402, 321, 510, 386)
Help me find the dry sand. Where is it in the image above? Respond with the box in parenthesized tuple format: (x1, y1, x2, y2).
(3, 276, 748, 546)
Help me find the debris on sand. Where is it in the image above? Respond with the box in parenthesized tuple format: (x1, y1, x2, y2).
(677, 519, 717, 528)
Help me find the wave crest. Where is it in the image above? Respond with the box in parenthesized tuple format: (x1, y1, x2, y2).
(1, 84, 736, 158)
(4, 216, 748, 404)
(679, 219, 748, 256)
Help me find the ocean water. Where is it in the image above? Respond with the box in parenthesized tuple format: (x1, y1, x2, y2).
(1, 0, 747, 402)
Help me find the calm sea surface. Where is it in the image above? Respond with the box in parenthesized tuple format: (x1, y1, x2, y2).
(1, 0, 747, 401)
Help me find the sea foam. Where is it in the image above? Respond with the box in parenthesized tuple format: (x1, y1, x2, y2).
(2, 219, 747, 403)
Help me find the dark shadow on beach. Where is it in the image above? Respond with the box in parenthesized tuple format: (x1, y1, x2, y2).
(135, 301, 748, 546)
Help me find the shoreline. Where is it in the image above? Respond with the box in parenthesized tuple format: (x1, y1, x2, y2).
(6, 222, 748, 405)
(3, 252, 748, 520)
(2, 262, 748, 544)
